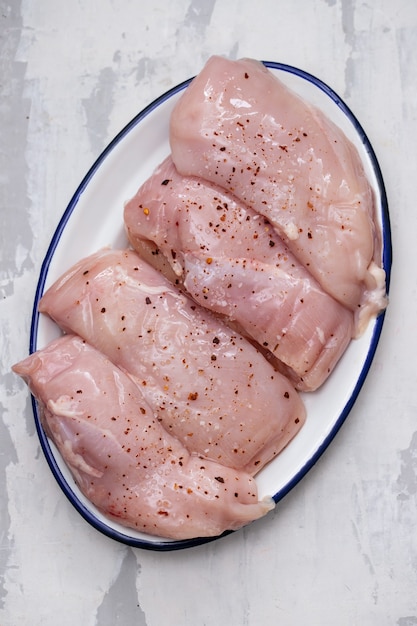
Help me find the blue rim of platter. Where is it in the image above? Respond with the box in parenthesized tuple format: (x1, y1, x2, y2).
(29, 61, 392, 551)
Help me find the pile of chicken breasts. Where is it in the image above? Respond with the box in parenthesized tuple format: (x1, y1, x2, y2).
(13, 56, 387, 540)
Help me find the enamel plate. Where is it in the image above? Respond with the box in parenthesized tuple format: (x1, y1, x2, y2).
(30, 61, 392, 551)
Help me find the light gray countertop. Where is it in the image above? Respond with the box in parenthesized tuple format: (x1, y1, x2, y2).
(1, 1, 416, 624)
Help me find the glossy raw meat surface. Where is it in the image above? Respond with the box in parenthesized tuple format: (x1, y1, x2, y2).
(124, 156, 354, 391)
(170, 56, 387, 333)
(39, 249, 305, 473)
(12, 335, 273, 539)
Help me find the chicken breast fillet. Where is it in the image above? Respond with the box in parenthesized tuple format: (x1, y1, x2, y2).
(38, 249, 305, 474)
(13, 335, 273, 539)
(124, 155, 354, 391)
(169, 55, 387, 334)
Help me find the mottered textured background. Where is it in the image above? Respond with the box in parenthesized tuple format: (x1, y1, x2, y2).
(1, 1, 416, 624)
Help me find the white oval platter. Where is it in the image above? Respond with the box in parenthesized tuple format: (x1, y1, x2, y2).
(29, 61, 392, 551)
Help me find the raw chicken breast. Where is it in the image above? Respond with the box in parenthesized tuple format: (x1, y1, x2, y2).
(39, 249, 305, 474)
(169, 55, 387, 333)
(124, 155, 354, 391)
(13, 335, 273, 539)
